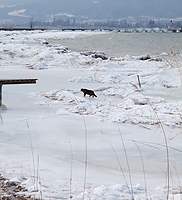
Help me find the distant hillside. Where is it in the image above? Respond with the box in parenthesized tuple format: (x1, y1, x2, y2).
(0, 0, 181, 24)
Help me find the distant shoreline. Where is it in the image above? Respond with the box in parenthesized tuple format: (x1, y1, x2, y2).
(0, 27, 182, 33)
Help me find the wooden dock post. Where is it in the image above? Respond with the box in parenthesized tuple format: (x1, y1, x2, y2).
(137, 75, 141, 88)
(0, 82, 2, 108)
(0, 79, 37, 108)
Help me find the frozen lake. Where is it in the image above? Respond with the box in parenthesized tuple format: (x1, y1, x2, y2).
(0, 30, 182, 199)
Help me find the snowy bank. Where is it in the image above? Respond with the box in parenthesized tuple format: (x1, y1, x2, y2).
(0, 30, 182, 200)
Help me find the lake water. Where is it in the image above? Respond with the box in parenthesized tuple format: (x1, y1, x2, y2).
(53, 32, 182, 57)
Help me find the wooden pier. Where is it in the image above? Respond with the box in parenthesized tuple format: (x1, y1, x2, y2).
(0, 79, 37, 108)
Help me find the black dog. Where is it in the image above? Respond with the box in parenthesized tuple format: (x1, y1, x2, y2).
(81, 88, 97, 97)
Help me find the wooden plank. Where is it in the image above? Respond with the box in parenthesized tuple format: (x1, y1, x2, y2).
(0, 79, 37, 108)
(0, 79, 37, 85)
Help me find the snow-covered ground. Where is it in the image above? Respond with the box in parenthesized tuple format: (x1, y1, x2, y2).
(0, 30, 182, 200)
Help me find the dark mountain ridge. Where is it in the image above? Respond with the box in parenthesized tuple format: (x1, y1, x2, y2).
(0, 0, 181, 24)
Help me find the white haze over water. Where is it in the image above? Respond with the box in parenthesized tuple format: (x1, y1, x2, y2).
(0, 30, 182, 200)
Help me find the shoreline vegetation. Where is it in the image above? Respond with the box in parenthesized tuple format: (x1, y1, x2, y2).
(0, 174, 39, 200)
